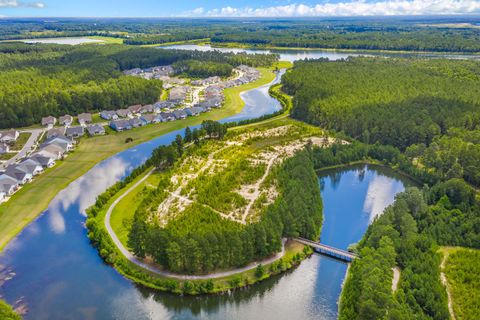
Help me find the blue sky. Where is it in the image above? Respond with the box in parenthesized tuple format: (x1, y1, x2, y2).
(1, 0, 480, 17)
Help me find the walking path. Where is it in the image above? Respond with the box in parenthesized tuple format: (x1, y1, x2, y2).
(440, 253, 457, 320)
(104, 168, 286, 280)
(392, 267, 400, 292)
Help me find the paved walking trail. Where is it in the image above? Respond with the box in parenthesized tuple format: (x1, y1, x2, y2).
(104, 168, 286, 280)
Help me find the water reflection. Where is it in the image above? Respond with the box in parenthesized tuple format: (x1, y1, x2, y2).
(363, 174, 404, 222)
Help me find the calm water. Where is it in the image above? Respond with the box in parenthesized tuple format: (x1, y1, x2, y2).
(20, 37, 104, 45)
(161, 44, 480, 61)
(0, 61, 412, 319)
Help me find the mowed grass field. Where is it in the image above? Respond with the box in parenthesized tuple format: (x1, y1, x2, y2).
(0, 67, 276, 251)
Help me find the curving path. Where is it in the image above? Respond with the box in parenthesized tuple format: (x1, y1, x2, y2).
(104, 168, 286, 280)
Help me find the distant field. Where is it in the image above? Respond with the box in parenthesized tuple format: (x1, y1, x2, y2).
(0, 67, 276, 252)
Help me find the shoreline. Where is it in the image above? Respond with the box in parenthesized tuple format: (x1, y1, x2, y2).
(0, 67, 277, 252)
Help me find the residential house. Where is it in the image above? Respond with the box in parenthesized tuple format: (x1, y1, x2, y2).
(110, 120, 132, 132)
(86, 124, 105, 136)
(141, 114, 160, 124)
(59, 115, 73, 127)
(47, 127, 66, 139)
(129, 118, 146, 128)
(0, 174, 19, 196)
(128, 104, 143, 115)
(172, 109, 188, 120)
(42, 135, 74, 151)
(38, 144, 65, 160)
(41, 116, 57, 128)
(65, 126, 85, 138)
(18, 158, 43, 176)
(0, 143, 9, 154)
(123, 68, 142, 76)
(78, 113, 92, 126)
(0, 190, 5, 203)
(140, 105, 154, 113)
(160, 112, 175, 122)
(4, 165, 32, 185)
(0, 130, 19, 144)
(169, 86, 189, 102)
(30, 153, 56, 168)
(100, 110, 118, 121)
(184, 107, 200, 117)
(116, 109, 132, 119)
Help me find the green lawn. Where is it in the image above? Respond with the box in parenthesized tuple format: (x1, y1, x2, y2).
(0, 67, 276, 251)
(110, 170, 161, 246)
(11, 132, 31, 150)
(0, 153, 15, 161)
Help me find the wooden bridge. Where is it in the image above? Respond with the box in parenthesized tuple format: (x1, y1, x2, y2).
(295, 238, 358, 262)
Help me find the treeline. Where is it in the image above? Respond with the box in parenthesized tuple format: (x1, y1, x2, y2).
(283, 58, 480, 150)
(0, 43, 276, 128)
(128, 143, 322, 274)
(173, 60, 233, 78)
(310, 142, 480, 319)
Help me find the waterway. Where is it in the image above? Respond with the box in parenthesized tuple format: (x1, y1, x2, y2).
(161, 43, 480, 61)
(0, 52, 413, 319)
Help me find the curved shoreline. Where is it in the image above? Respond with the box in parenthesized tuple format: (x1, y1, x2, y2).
(104, 168, 287, 280)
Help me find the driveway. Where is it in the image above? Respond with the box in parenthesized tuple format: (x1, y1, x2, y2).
(0, 128, 44, 170)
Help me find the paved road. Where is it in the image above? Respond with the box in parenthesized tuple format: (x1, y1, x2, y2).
(0, 128, 44, 170)
(104, 168, 286, 280)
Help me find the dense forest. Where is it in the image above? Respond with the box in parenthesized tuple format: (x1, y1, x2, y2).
(1, 18, 480, 52)
(127, 141, 323, 274)
(283, 58, 480, 190)
(283, 56, 480, 318)
(0, 43, 276, 128)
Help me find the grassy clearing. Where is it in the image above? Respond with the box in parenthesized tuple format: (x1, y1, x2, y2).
(440, 247, 480, 320)
(88, 36, 124, 44)
(0, 67, 275, 252)
(110, 170, 161, 246)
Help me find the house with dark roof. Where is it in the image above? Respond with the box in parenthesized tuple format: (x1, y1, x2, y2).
(4, 165, 32, 185)
(65, 126, 85, 138)
(18, 158, 43, 176)
(128, 104, 143, 114)
(30, 153, 56, 168)
(86, 124, 105, 136)
(184, 108, 200, 117)
(141, 114, 161, 124)
(0, 174, 19, 197)
(110, 120, 132, 132)
(78, 113, 92, 126)
(140, 105, 154, 113)
(129, 118, 147, 128)
(100, 110, 118, 121)
(172, 109, 188, 120)
(160, 112, 175, 122)
(41, 116, 57, 128)
(59, 115, 73, 127)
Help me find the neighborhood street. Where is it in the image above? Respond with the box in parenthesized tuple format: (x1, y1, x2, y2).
(0, 128, 44, 170)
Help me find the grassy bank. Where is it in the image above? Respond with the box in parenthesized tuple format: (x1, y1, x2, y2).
(0, 67, 276, 252)
(440, 247, 480, 320)
(0, 299, 20, 320)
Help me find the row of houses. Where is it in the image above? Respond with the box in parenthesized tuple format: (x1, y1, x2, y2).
(0, 135, 76, 203)
(46, 124, 105, 140)
(123, 65, 175, 80)
(41, 113, 93, 128)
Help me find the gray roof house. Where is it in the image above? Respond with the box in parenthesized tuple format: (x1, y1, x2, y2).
(184, 108, 200, 117)
(38, 144, 65, 160)
(100, 110, 118, 121)
(110, 120, 132, 132)
(47, 127, 66, 139)
(172, 109, 188, 120)
(0, 143, 9, 154)
(140, 104, 154, 113)
(65, 126, 85, 138)
(59, 115, 73, 126)
(0, 174, 19, 196)
(129, 118, 147, 128)
(160, 112, 175, 121)
(41, 116, 57, 127)
(116, 109, 132, 118)
(128, 104, 143, 114)
(4, 165, 32, 185)
(18, 158, 43, 176)
(0, 130, 19, 143)
(30, 153, 56, 168)
(86, 124, 105, 136)
(78, 113, 92, 125)
(140, 114, 159, 124)
(42, 135, 74, 151)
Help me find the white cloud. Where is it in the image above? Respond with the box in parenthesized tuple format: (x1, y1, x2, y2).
(186, 1, 480, 17)
(0, 0, 45, 8)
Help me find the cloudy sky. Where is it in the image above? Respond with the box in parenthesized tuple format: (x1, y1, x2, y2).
(0, 0, 479, 17)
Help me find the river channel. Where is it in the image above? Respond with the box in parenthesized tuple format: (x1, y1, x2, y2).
(1, 48, 416, 320)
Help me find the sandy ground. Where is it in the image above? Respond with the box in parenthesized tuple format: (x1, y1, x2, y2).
(392, 267, 400, 292)
(440, 253, 457, 320)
